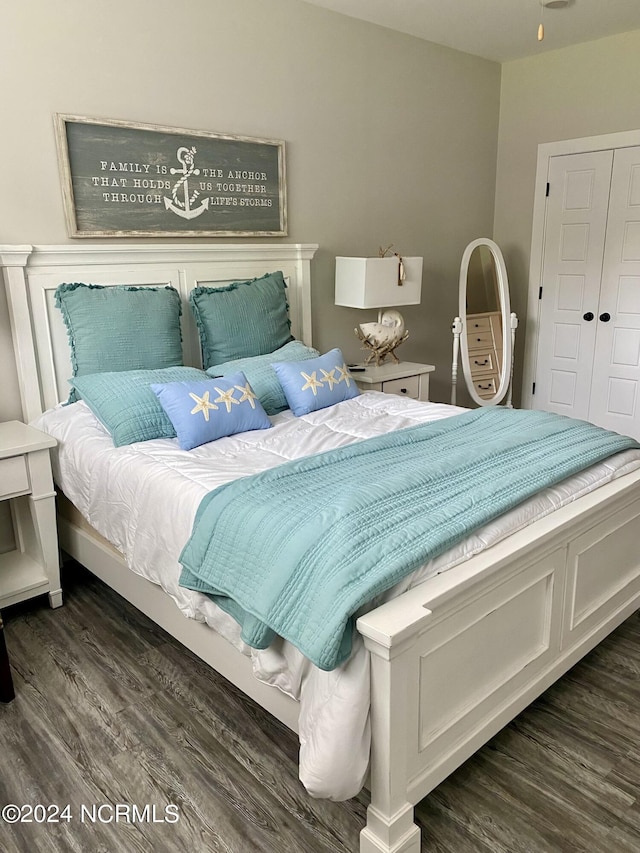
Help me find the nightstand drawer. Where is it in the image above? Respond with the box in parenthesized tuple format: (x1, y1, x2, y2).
(382, 375, 420, 399)
(352, 362, 433, 402)
(0, 455, 29, 498)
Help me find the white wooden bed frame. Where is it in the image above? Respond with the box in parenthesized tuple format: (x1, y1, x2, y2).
(3, 243, 640, 853)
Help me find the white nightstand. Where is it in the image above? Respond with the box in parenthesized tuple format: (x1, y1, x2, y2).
(351, 361, 435, 402)
(0, 421, 62, 610)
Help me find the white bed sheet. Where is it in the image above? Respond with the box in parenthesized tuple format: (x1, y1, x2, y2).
(33, 393, 640, 800)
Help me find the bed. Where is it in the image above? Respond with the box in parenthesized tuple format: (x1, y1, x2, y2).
(3, 242, 640, 853)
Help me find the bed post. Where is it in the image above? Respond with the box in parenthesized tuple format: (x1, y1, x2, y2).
(358, 629, 422, 853)
(0, 245, 42, 422)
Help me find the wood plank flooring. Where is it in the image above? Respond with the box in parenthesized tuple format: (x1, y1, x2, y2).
(1, 561, 638, 853)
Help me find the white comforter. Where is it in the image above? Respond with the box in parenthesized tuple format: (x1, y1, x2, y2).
(33, 393, 640, 800)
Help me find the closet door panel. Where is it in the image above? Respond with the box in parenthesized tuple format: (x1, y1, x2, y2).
(589, 146, 640, 438)
(534, 151, 613, 419)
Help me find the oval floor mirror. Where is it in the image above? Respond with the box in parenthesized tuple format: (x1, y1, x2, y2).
(451, 238, 518, 407)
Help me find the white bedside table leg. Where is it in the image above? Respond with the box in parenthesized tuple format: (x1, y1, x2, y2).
(0, 424, 62, 612)
(25, 494, 63, 609)
(48, 590, 64, 609)
(26, 449, 63, 609)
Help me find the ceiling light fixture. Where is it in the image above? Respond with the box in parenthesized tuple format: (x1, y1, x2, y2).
(538, 0, 570, 42)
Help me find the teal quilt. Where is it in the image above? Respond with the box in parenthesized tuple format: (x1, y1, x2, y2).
(179, 408, 638, 670)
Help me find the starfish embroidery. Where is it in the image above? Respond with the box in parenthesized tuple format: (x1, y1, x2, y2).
(214, 386, 240, 413)
(301, 370, 323, 395)
(320, 368, 338, 390)
(189, 391, 218, 422)
(235, 383, 258, 409)
(336, 363, 352, 387)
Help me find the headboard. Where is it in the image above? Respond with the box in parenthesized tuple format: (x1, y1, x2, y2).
(0, 242, 318, 422)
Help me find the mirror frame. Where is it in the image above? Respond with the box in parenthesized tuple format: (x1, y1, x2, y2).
(459, 238, 512, 407)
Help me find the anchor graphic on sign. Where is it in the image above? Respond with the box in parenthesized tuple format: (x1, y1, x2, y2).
(164, 146, 209, 220)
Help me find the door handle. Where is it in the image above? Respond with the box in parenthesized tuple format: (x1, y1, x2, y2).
(599, 312, 611, 322)
(583, 312, 594, 321)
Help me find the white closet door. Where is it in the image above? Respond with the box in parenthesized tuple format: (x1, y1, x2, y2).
(534, 150, 613, 419)
(588, 146, 640, 438)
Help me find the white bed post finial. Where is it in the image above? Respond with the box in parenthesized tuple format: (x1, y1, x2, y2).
(0, 245, 42, 422)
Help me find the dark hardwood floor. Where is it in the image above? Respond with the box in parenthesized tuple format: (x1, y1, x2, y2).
(1, 561, 638, 853)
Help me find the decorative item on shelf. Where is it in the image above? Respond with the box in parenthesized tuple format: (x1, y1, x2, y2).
(334, 246, 423, 366)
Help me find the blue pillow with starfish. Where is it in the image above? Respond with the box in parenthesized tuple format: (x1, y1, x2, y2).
(151, 372, 271, 450)
(272, 348, 360, 417)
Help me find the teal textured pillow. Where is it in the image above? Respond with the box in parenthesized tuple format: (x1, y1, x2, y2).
(272, 348, 360, 417)
(207, 340, 320, 415)
(152, 372, 272, 450)
(55, 283, 183, 402)
(71, 367, 208, 447)
(189, 271, 292, 369)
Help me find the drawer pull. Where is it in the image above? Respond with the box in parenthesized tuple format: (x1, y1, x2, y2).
(474, 359, 489, 367)
(478, 383, 493, 390)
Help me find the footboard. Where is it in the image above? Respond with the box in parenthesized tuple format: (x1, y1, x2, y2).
(356, 468, 640, 853)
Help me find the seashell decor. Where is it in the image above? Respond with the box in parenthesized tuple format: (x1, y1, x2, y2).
(356, 309, 409, 365)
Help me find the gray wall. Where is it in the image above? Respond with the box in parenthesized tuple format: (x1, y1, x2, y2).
(0, 0, 501, 417)
(0, 0, 501, 552)
(493, 29, 640, 402)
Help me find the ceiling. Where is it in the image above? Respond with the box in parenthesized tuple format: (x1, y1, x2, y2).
(301, 0, 640, 63)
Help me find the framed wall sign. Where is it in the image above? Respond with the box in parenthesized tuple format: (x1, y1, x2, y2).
(54, 114, 287, 237)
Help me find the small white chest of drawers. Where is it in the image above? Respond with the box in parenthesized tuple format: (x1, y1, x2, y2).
(466, 311, 503, 401)
(352, 361, 435, 401)
(0, 421, 62, 610)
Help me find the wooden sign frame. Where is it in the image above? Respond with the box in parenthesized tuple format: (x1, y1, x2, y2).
(54, 114, 287, 238)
